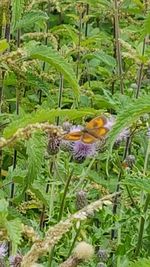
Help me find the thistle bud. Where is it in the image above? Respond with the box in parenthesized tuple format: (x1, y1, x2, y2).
(125, 154, 136, 168)
(47, 133, 61, 155)
(9, 254, 22, 267)
(76, 190, 87, 210)
(97, 248, 108, 262)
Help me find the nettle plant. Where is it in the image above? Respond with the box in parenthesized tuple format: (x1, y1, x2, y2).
(0, 0, 150, 266)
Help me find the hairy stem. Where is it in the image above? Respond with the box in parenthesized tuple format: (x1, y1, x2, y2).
(114, 0, 124, 94)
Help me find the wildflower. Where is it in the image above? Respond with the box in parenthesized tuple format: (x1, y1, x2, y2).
(0, 242, 7, 258)
(72, 141, 97, 162)
(9, 253, 23, 267)
(147, 128, 150, 138)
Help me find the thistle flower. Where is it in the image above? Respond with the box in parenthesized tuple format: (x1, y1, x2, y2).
(0, 242, 7, 258)
(9, 253, 23, 267)
(72, 141, 97, 163)
(147, 128, 150, 138)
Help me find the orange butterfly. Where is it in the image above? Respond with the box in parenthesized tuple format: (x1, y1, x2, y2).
(63, 115, 108, 144)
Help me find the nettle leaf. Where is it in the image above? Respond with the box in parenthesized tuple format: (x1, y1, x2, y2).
(124, 178, 150, 193)
(5, 219, 22, 254)
(0, 199, 8, 223)
(11, 0, 25, 31)
(30, 183, 49, 206)
(129, 258, 150, 267)
(83, 51, 116, 68)
(15, 10, 48, 30)
(28, 45, 79, 98)
(143, 12, 150, 35)
(26, 132, 46, 186)
(107, 95, 150, 155)
(51, 24, 78, 44)
(0, 39, 9, 53)
(3, 109, 97, 139)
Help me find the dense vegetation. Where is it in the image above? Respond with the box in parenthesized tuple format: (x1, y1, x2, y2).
(0, 0, 150, 266)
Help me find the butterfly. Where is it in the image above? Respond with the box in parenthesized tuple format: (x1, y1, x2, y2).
(63, 115, 109, 144)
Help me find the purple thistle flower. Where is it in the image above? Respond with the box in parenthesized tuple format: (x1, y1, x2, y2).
(73, 141, 97, 162)
(9, 253, 22, 267)
(0, 242, 7, 258)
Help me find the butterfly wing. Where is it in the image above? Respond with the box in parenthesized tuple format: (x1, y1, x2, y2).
(85, 115, 108, 139)
(86, 115, 107, 130)
(81, 132, 97, 144)
(63, 131, 83, 142)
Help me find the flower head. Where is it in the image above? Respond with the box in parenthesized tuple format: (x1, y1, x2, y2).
(0, 242, 7, 258)
(72, 141, 97, 162)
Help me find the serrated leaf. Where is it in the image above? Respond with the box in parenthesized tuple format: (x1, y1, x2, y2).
(124, 178, 150, 193)
(5, 219, 22, 254)
(28, 45, 79, 98)
(0, 39, 9, 53)
(11, 0, 25, 31)
(0, 199, 8, 223)
(15, 10, 48, 30)
(26, 132, 46, 185)
(3, 109, 97, 139)
(107, 95, 150, 156)
(30, 183, 49, 206)
(129, 258, 150, 267)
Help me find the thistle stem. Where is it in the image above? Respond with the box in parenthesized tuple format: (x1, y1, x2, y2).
(58, 169, 74, 221)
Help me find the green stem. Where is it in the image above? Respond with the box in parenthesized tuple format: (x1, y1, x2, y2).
(134, 138, 150, 257)
(67, 224, 81, 257)
(114, 0, 124, 94)
(58, 169, 74, 222)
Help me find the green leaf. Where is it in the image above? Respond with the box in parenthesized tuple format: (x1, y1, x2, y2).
(124, 178, 150, 193)
(11, 0, 25, 31)
(5, 219, 22, 254)
(26, 132, 46, 185)
(0, 199, 8, 223)
(3, 108, 97, 139)
(129, 258, 150, 267)
(107, 95, 150, 156)
(15, 10, 48, 30)
(30, 182, 49, 206)
(143, 12, 150, 35)
(28, 45, 79, 98)
(0, 39, 9, 53)
(83, 51, 116, 68)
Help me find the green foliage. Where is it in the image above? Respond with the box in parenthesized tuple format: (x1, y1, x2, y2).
(0, 199, 22, 254)
(15, 10, 49, 30)
(0, 39, 9, 52)
(28, 45, 79, 98)
(0, 0, 150, 265)
(129, 258, 150, 267)
(26, 132, 46, 186)
(3, 108, 96, 138)
(107, 95, 150, 154)
(11, 0, 25, 31)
